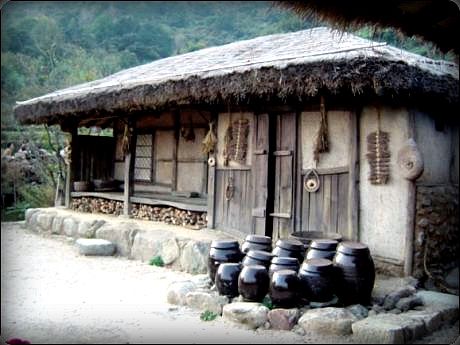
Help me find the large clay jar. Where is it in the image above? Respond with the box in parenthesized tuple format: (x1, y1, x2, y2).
(333, 241, 375, 306)
(268, 256, 300, 279)
(215, 263, 242, 298)
(269, 269, 299, 308)
(272, 239, 305, 264)
(242, 250, 273, 270)
(306, 239, 338, 261)
(238, 265, 269, 302)
(241, 235, 272, 254)
(208, 240, 242, 283)
(298, 258, 335, 303)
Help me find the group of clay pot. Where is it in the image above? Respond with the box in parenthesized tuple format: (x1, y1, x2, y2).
(208, 235, 375, 308)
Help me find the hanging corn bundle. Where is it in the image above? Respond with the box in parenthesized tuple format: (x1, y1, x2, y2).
(366, 109, 391, 184)
(201, 121, 217, 154)
(313, 96, 329, 164)
(121, 123, 133, 156)
(223, 118, 250, 165)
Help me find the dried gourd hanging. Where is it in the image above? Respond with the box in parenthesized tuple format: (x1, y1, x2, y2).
(201, 121, 217, 155)
(366, 108, 390, 184)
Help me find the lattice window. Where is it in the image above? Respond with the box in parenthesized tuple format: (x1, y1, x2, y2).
(135, 134, 153, 181)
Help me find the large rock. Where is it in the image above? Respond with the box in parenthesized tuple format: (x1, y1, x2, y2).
(25, 208, 40, 225)
(185, 291, 228, 315)
(160, 238, 180, 265)
(166, 281, 197, 306)
(346, 304, 369, 320)
(130, 230, 170, 262)
(404, 308, 443, 333)
(51, 215, 65, 234)
(267, 308, 299, 330)
(383, 286, 416, 310)
(352, 313, 426, 344)
(36, 212, 56, 232)
(372, 276, 418, 305)
(179, 240, 210, 274)
(28, 211, 41, 232)
(298, 307, 358, 335)
(445, 267, 459, 289)
(95, 222, 139, 257)
(76, 238, 115, 256)
(222, 302, 269, 329)
(77, 219, 105, 238)
(414, 290, 459, 322)
(63, 217, 79, 237)
(190, 274, 212, 289)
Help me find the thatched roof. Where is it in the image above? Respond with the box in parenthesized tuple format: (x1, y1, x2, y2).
(276, 0, 460, 56)
(14, 27, 458, 126)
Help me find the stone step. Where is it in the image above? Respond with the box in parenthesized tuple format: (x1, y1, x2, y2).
(76, 238, 116, 256)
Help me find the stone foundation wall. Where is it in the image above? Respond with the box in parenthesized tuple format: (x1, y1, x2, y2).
(24, 207, 213, 274)
(413, 185, 459, 281)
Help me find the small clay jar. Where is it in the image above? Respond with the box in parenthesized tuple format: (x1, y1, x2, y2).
(268, 256, 300, 278)
(333, 241, 375, 306)
(208, 240, 242, 283)
(215, 262, 242, 298)
(238, 265, 269, 302)
(269, 269, 299, 308)
(306, 239, 338, 261)
(298, 258, 335, 303)
(242, 250, 274, 270)
(241, 234, 272, 254)
(272, 239, 305, 264)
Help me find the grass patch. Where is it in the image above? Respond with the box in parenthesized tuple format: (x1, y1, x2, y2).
(200, 310, 218, 321)
(261, 296, 273, 310)
(148, 256, 164, 267)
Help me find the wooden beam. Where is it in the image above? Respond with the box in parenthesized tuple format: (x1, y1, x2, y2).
(207, 111, 218, 229)
(348, 110, 359, 240)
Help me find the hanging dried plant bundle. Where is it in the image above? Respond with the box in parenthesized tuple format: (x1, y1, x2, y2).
(201, 121, 217, 154)
(366, 130, 390, 184)
(313, 96, 329, 164)
(121, 123, 133, 156)
(224, 118, 250, 164)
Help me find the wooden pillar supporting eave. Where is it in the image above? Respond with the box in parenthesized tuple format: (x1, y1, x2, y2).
(123, 120, 136, 217)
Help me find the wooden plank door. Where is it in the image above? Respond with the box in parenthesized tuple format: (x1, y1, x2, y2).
(271, 112, 296, 241)
(251, 113, 270, 235)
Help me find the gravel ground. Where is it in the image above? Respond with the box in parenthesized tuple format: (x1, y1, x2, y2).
(1, 221, 458, 344)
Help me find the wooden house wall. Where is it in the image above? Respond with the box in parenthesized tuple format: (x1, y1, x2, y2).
(74, 135, 115, 181)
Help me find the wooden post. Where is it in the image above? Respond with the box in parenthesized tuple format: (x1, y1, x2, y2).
(207, 111, 218, 229)
(123, 120, 136, 217)
(65, 126, 78, 209)
(347, 110, 359, 240)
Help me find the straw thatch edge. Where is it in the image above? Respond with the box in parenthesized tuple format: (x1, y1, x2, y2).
(15, 57, 459, 125)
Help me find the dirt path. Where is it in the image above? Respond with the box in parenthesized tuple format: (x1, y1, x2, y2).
(1, 221, 458, 344)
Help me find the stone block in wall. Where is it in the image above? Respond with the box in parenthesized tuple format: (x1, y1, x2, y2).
(222, 302, 269, 329)
(51, 215, 65, 234)
(25, 208, 40, 225)
(36, 212, 56, 232)
(130, 230, 171, 262)
(76, 238, 115, 256)
(179, 240, 210, 274)
(77, 219, 105, 238)
(298, 307, 358, 336)
(63, 217, 79, 237)
(185, 291, 228, 315)
(95, 221, 139, 257)
(160, 238, 180, 265)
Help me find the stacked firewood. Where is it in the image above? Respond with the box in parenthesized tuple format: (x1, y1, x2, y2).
(131, 204, 207, 229)
(71, 197, 123, 215)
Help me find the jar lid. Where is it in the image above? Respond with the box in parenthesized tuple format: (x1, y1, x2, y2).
(310, 239, 338, 250)
(211, 239, 240, 249)
(271, 256, 299, 266)
(245, 234, 272, 245)
(300, 258, 333, 273)
(241, 264, 267, 272)
(337, 241, 370, 255)
(275, 239, 304, 252)
(272, 269, 298, 278)
(246, 250, 274, 262)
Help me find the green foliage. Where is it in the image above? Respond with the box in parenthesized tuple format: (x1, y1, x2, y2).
(149, 256, 165, 267)
(200, 310, 218, 321)
(261, 296, 274, 310)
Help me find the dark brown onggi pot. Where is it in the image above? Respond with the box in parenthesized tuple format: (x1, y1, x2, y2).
(241, 235, 272, 254)
(306, 239, 338, 261)
(298, 258, 335, 303)
(333, 241, 375, 306)
(242, 250, 274, 270)
(215, 263, 242, 298)
(238, 265, 269, 302)
(268, 256, 300, 279)
(269, 269, 299, 308)
(208, 240, 242, 283)
(290, 231, 342, 251)
(272, 239, 305, 264)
